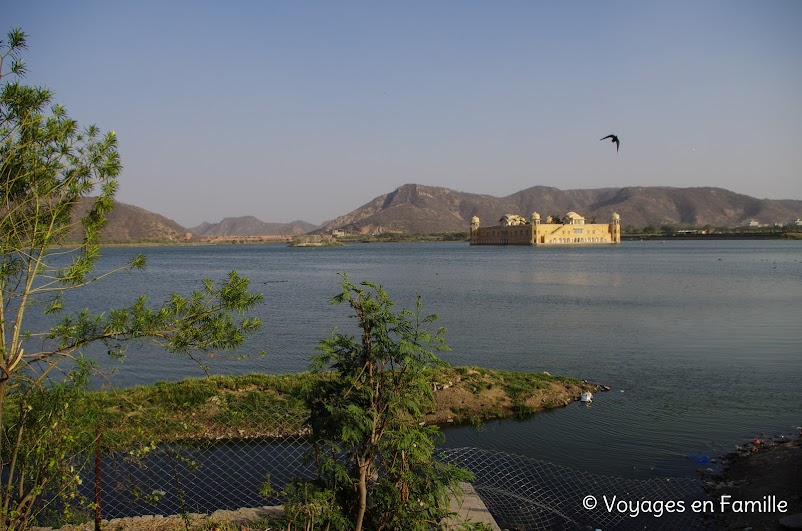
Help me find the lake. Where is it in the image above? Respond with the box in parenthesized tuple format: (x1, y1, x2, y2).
(52, 240, 802, 479)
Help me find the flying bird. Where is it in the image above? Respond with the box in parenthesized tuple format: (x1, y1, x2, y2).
(601, 134, 619, 152)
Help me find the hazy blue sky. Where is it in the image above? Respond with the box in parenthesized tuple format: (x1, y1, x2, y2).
(6, 1, 802, 227)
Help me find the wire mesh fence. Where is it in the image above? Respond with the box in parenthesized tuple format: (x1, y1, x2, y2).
(90, 439, 313, 519)
(31, 385, 710, 529)
(439, 447, 709, 530)
(73, 382, 316, 521)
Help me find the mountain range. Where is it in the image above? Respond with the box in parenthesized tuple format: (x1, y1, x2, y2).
(72, 185, 802, 243)
(316, 184, 802, 234)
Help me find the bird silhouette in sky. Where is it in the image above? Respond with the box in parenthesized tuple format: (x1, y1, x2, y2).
(600, 134, 620, 152)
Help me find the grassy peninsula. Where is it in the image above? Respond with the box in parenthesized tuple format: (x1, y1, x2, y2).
(76, 367, 601, 449)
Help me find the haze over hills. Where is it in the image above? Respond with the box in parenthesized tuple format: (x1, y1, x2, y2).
(317, 184, 802, 235)
(190, 217, 319, 237)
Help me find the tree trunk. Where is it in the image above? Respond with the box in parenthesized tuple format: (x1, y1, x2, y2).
(355, 462, 368, 531)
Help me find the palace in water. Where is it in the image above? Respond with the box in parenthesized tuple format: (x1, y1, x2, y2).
(469, 211, 621, 246)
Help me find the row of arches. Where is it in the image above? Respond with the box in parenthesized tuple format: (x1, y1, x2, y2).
(547, 237, 610, 244)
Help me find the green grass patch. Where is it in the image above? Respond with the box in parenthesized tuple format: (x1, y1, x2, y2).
(492, 369, 575, 401)
(6, 367, 587, 450)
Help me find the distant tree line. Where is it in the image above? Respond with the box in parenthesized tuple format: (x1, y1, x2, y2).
(337, 232, 469, 242)
(622, 223, 801, 237)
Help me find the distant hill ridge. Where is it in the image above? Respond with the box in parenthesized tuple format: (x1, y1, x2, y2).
(69, 199, 188, 243)
(190, 217, 318, 237)
(317, 184, 802, 234)
(70, 185, 802, 243)
(67, 200, 319, 243)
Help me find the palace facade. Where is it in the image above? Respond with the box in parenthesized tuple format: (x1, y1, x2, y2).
(469, 211, 621, 246)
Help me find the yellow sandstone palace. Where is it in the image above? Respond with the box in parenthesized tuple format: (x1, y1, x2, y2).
(469, 212, 621, 246)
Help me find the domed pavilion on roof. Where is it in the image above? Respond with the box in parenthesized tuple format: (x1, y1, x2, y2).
(469, 211, 621, 246)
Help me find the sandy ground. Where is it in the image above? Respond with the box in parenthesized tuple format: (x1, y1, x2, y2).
(32, 506, 284, 531)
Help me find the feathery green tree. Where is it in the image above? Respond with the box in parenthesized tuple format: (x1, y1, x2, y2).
(0, 28, 262, 529)
(282, 276, 471, 531)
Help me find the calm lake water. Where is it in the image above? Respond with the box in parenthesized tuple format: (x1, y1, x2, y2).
(54, 240, 802, 479)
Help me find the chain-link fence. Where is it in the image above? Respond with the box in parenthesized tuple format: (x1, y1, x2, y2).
(70, 378, 316, 522)
(32, 382, 708, 529)
(440, 448, 709, 530)
(90, 439, 313, 519)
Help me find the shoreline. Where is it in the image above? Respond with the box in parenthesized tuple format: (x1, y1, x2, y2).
(625, 232, 801, 241)
(61, 230, 802, 248)
(705, 432, 802, 530)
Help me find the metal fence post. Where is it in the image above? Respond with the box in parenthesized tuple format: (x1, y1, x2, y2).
(94, 423, 102, 531)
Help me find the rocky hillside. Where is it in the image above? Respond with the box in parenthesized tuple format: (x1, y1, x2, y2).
(66, 202, 318, 243)
(68, 199, 188, 243)
(190, 217, 318, 237)
(317, 184, 802, 234)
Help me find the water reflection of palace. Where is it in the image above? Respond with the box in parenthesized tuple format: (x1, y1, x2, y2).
(469, 211, 621, 246)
